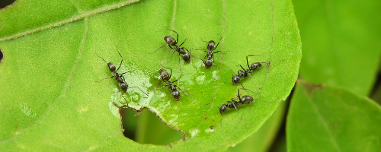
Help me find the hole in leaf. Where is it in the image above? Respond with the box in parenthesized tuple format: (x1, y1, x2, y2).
(0, 0, 15, 8)
(120, 108, 184, 145)
(0, 49, 3, 64)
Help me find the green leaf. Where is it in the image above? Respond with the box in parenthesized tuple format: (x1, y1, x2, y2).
(293, 0, 381, 95)
(0, 0, 301, 150)
(226, 98, 288, 152)
(287, 80, 381, 152)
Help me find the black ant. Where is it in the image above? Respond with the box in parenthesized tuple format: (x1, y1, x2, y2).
(199, 38, 222, 69)
(152, 30, 193, 64)
(218, 88, 254, 115)
(96, 51, 149, 97)
(202, 84, 255, 129)
(158, 68, 182, 101)
(232, 55, 270, 85)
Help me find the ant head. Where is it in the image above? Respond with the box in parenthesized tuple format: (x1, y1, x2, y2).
(120, 82, 128, 92)
(159, 69, 170, 81)
(207, 40, 215, 50)
(205, 60, 213, 69)
(182, 53, 191, 63)
(232, 75, 240, 85)
(107, 62, 116, 72)
(219, 104, 227, 115)
(250, 62, 262, 70)
(241, 95, 254, 104)
(172, 90, 181, 101)
(164, 36, 177, 46)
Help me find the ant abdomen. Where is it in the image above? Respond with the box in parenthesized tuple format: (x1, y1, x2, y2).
(120, 82, 128, 92)
(219, 104, 227, 115)
(172, 90, 181, 101)
(250, 62, 262, 71)
(182, 53, 191, 62)
(232, 75, 241, 85)
(205, 60, 213, 69)
(241, 95, 254, 104)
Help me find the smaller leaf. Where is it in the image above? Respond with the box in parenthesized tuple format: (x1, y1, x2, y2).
(287, 80, 381, 152)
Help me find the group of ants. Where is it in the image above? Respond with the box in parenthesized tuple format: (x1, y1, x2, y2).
(97, 30, 275, 129)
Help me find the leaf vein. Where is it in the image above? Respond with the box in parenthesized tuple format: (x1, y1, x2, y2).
(0, 0, 140, 42)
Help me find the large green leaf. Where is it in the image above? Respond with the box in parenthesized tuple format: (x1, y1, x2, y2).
(226, 98, 288, 152)
(287, 80, 381, 151)
(293, 0, 381, 96)
(0, 0, 301, 150)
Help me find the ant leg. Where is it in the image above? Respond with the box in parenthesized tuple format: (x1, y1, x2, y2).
(95, 76, 115, 82)
(171, 73, 182, 83)
(171, 30, 179, 43)
(239, 83, 253, 94)
(120, 92, 129, 103)
(239, 65, 246, 71)
(155, 84, 168, 91)
(246, 72, 261, 90)
(129, 86, 149, 97)
(116, 50, 124, 71)
(214, 37, 223, 51)
(220, 115, 223, 130)
(149, 45, 166, 54)
(194, 48, 208, 52)
(237, 87, 242, 99)
(229, 101, 243, 120)
(179, 37, 187, 47)
(246, 53, 267, 68)
(247, 52, 266, 58)
(181, 89, 196, 101)
(200, 102, 219, 108)
(213, 51, 222, 54)
(169, 67, 173, 79)
(166, 50, 177, 63)
(178, 54, 182, 72)
(246, 56, 251, 69)
(119, 70, 135, 75)
(185, 48, 200, 59)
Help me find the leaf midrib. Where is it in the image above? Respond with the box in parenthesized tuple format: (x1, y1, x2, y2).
(0, 0, 140, 42)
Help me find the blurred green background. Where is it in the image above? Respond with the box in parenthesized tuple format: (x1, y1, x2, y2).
(1, 0, 380, 151)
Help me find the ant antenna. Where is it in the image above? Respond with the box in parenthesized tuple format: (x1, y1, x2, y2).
(95, 52, 108, 63)
(128, 86, 149, 97)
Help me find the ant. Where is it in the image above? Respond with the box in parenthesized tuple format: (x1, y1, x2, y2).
(96, 51, 149, 97)
(218, 88, 254, 115)
(231, 55, 270, 85)
(199, 38, 222, 69)
(201, 84, 255, 129)
(152, 30, 194, 64)
(158, 68, 182, 101)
